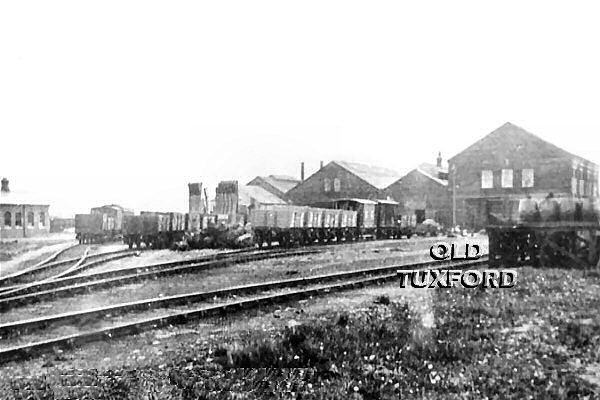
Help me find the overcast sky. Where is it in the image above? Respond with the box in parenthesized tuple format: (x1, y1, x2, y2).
(1, 1, 599, 217)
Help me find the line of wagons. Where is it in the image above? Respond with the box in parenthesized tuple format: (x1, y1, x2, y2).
(75, 210, 187, 249)
(75, 198, 418, 249)
(251, 199, 416, 248)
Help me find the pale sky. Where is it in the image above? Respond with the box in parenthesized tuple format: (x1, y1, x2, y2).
(1, 1, 599, 217)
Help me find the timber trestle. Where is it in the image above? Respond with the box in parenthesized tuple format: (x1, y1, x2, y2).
(487, 222, 600, 269)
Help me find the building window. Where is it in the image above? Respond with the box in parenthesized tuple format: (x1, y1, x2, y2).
(27, 212, 35, 227)
(3, 212, 11, 227)
(501, 169, 513, 188)
(323, 178, 331, 192)
(572, 177, 578, 195)
(39, 212, 46, 228)
(579, 179, 585, 196)
(481, 170, 493, 189)
(15, 212, 22, 227)
(333, 178, 341, 192)
(522, 169, 534, 188)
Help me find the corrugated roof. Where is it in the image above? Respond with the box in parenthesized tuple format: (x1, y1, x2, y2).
(0, 191, 49, 206)
(262, 175, 300, 193)
(238, 185, 287, 206)
(333, 161, 403, 190)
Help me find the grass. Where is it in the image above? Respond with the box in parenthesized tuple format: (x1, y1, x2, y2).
(2, 266, 598, 399)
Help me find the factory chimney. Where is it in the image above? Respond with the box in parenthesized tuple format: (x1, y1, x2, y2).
(436, 152, 442, 168)
(320, 160, 324, 169)
(300, 162, 305, 182)
(1, 178, 9, 193)
(188, 183, 204, 213)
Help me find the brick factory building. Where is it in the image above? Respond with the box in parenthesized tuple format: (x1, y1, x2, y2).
(1, 178, 50, 239)
(286, 161, 402, 206)
(385, 153, 450, 226)
(448, 122, 599, 230)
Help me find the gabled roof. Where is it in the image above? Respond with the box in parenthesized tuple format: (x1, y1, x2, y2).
(417, 162, 448, 177)
(333, 161, 403, 190)
(238, 185, 287, 207)
(449, 122, 597, 166)
(415, 163, 449, 186)
(260, 175, 300, 193)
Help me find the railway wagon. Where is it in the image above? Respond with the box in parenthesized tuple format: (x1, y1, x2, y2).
(90, 205, 132, 232)
(321, 198, 416, 240)
(123, 212, 188, 249)
(250, 205, 358, 247)
(374, 199, 415, 239)
(487, 194, 600, 269)
(322, 198, 377, 239)
(75, 213, 116, 244)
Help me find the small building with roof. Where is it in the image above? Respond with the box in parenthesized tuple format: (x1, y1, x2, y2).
(1, 178, 50, 239)
(214, 180, 288, 221)
(385, 153, 451, 226)
(247, 174, 300, 199)
(286, 160, 402, 206)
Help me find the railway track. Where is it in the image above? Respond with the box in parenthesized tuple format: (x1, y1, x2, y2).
(0, 242, 79, 285)
(0, 247, 321, 310)
(0, 248, 140, 298)
(0, 255, 488, 364)
(0, 246, 137, 288)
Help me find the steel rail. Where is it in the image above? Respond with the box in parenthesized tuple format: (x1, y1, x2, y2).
(0, 256, 488, 363)
(0, 242, 79, 286)
(0, 248, 320, 310)
(0, 247, 138, 288)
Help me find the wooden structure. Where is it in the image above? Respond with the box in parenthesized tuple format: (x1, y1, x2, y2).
(487, 221, 600, 269)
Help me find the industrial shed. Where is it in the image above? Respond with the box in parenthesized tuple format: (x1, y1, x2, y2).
(214, 181, 287, 219)
(1, 178, 50, 239)
(286, 161, 402, 206)
(448, 122, 599, 230)
(385, 153, 450, 226)
(247, 174, 300, 199)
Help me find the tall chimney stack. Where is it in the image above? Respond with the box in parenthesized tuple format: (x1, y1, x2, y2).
(300, 162, 305, 182)
(1, 178, 9, 193)
(436, 152, 442, 168)
(320, 160, 324, 169)
(188, 183, 204, 231)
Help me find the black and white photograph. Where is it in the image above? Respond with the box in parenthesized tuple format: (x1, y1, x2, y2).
(1, 1, 600, 399)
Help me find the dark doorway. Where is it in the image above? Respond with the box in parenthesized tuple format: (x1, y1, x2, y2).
(415, 209, 426, 224)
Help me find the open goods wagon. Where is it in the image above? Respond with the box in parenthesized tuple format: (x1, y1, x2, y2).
(249, 205, 358, 247)
(487, 194, 600, 269)
(123, 212, 187, 249)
